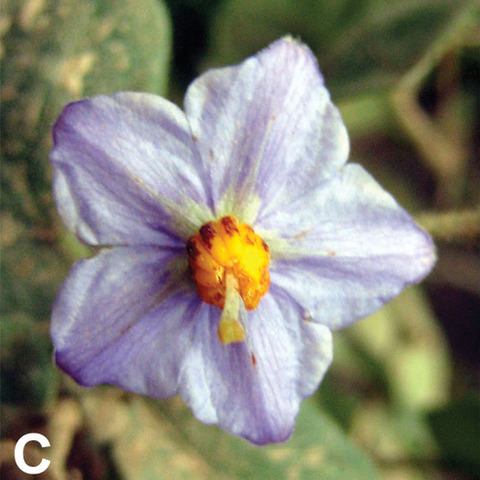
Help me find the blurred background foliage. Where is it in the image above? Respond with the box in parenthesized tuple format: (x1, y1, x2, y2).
(1, 0, 479, 478)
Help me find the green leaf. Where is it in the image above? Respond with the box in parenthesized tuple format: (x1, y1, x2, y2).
(206, 0, 469, 99)
(1, 235, 68, 318)
(81, 390, 380, 480)
(427, 395, 480, 476)
(1, 0, 172, 227)
(1, 314, 57, 408)
(0, 233, 65, 407)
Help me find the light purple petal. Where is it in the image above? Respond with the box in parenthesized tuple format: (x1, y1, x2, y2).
(179, 289, 332, 445)
(262, 164, 436, 330)
(184, 37, 348, 218)
(51, 92, 209, 246)
(51, 246, 202, 397)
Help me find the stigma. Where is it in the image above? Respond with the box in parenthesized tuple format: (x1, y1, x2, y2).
(186, 216, 270, 344)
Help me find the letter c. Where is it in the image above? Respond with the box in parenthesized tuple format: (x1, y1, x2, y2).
(14, 433, 51, 474)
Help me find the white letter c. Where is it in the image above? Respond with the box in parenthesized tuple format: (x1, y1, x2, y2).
(14, 433, 51, 474)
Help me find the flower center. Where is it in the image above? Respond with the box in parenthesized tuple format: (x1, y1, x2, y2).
(186, 215, 270, 344)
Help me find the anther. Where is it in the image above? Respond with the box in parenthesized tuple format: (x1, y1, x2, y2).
(187, 215, 270, 343)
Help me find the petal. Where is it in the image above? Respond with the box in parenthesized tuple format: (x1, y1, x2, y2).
(51, 246, 201, 397)
(51, 92, 212, 246)
(263, 164, 436, 330)
(179, 289, 332, 445)
(184, 37, 348, 221)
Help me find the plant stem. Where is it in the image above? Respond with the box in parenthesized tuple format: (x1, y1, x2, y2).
(415, 208, 479, 245)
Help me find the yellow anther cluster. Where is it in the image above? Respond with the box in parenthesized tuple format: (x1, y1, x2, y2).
(187, 216, 270, 311)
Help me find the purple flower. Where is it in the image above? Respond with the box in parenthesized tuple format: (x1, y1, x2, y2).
(50, 37, 435, 445)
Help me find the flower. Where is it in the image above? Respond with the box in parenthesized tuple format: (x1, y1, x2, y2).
(50, 37, 435, 445)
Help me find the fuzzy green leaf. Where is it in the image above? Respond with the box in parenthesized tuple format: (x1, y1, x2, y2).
(1, 0, 171, 227)
(81, 390, 380, 480)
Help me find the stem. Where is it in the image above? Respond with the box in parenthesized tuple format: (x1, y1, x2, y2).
(415, 208, 479, 244)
